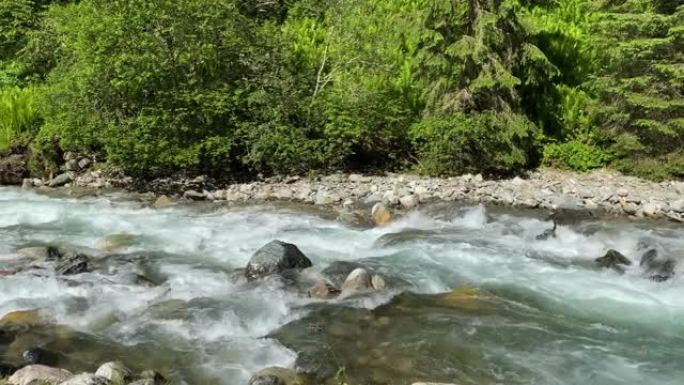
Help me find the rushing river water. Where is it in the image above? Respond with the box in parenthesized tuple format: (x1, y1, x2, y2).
(0, 187, 683, 385)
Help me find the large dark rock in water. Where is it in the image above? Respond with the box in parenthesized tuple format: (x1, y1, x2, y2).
(639, 249, 676, 282)
(0, 153, 28, 185)
(595, 249, 631, 274)
(245, 241, 312, 281)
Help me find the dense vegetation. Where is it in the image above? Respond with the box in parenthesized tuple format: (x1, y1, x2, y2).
(0, 0, 682, 180)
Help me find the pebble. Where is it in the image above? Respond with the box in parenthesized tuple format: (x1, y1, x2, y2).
(23, 166, 683, 222)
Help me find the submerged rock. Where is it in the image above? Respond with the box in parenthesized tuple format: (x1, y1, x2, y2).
(639, 249, 676, 282)
(245, 241, 313, 281)
(535, 228, 556, 241)
(22, 347, 60, 366)
(97, 234, 138, 252)
(145, 299, 189, 320)
(0, 309, 46, 328)
(17, 246, 62, 261)
(152, 195, 175, 209)
(55, 254, 90, 275)
(248, 367, 309, 385)
(136, 370, 166, 385)
(308, 281, 341, 299)
(8, 364, 72, 385)
(321, 261, 365, 287)
(595, 249, 631, 274)
(271, 292, 496, 385)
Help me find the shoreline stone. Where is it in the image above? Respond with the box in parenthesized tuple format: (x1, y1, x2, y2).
(7, 166, 684, 222)
(8, 364, 72, 385)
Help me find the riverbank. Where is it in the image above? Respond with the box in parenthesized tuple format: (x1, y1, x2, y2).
(63, 168, 684, 223)
(2, 151, 683, 221)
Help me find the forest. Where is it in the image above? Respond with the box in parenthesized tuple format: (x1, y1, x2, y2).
(0, 0, 682, 180)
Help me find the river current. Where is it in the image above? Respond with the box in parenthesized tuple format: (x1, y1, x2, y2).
(0, 187, 682, 385)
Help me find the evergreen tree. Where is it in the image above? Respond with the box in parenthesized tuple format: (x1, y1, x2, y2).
(592, 0, 684, 178)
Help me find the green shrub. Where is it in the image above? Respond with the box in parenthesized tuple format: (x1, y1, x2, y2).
(410, 112, 540, 177)
(612, 151, 684, 181)
(0, 86, 39, 149)
(542, 140, 611, 171)
(241, 122, 333, 175)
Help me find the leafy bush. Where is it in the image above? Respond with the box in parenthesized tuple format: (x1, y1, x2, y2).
(1, 0, 681, 181)
(542, 140, 610, 171)
(0, 86, 39, 149)
(35, 0, 267, 176)
(410, 112, 540, 176)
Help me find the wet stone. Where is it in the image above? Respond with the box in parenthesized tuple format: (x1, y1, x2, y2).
(639, 249, 676, 282)
(49, 173, 73, 187)
(22, 347, 59, 366)
(596, 249, 631, 274)
(55, 254, 90, 275)
(308, 281, 341, 299)
(371, 203, 392, 226)
(248, 366, 309, 385)
(245, 240, 313, 281)
(95, 361, 132, 385)
(8, 364, 72, 385)
(340, 268, 372, 295)
(60, 373, 111, 385)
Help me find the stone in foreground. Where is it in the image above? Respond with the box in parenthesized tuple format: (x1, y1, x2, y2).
(59, 373, 110, 385)
(8, 364, 72, 385)
(245, 240, 312, 281)
(95, 361, 132, 385)
(595, 249, 631, 274)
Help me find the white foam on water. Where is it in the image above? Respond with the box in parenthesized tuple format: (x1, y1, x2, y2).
(0, 187, 683, 384)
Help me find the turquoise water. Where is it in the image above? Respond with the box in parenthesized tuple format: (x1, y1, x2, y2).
(0, 187, 682, 384)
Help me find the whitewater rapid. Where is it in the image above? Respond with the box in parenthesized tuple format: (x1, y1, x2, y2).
(0, 187, 682, 385)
